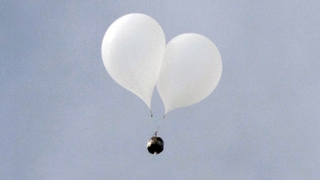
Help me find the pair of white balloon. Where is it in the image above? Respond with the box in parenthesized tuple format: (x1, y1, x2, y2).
(101, 13, 222, 115)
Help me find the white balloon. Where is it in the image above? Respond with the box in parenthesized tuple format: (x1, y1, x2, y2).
(157, 33, 222, 114)
(101, 13, 166, 109)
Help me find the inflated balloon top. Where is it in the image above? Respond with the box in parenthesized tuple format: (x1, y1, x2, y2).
(157, 33, 222, 114)
(101, 13, 222, 116)
(101, 13, 165, 110)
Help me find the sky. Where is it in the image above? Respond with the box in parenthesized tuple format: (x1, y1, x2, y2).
(1, 0, 320, 179)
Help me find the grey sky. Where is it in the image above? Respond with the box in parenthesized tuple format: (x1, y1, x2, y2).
(1, 0, 320, 179)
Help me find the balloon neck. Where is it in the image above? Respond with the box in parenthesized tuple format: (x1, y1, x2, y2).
(154, 131, 158, 137)
(150, 110, 153, 117)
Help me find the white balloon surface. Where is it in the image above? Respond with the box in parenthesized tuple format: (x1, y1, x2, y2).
(101, 13, 166, 109)
(102, 14, 222, 115)
(157, 33, 222, 114)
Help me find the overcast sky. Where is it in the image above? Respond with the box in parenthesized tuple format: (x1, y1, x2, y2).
(1, 0, 320, 179)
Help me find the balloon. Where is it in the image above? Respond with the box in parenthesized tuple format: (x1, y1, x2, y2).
(157, 33, 222, 114)
(101, 13, 166, 109)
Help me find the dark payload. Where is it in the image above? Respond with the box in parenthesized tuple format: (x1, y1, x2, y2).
(147, 132, 164, 154)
